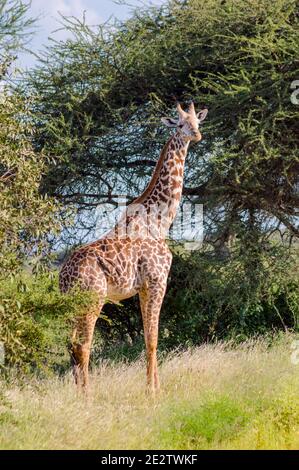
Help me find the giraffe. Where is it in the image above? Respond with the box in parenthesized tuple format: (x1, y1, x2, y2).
(59, 102, 208, 393)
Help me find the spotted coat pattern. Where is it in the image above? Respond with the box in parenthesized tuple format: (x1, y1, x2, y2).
(59, 103, 207, 392)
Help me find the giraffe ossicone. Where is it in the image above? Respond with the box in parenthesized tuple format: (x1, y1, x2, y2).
(59, 102, 208, 392)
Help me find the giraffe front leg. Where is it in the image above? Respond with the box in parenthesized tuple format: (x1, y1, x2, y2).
(139, 282, 167, 395)
(147, 324, 159, 394)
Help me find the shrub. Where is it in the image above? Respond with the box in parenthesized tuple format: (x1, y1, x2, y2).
(0, 273, 95, 373)
(95, 242, 299, 359)
(1, 242, 298, 372)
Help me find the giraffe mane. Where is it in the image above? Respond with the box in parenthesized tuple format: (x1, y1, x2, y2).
(133, 136, 173, 205)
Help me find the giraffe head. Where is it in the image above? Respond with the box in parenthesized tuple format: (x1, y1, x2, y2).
(161, 102, 208, 143)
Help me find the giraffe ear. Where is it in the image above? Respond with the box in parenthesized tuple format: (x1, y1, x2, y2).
(197, 108, 208, 123)
(161, 117, 178, 128)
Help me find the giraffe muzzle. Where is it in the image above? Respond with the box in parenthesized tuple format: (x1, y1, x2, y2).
(192, 131, 202, 142)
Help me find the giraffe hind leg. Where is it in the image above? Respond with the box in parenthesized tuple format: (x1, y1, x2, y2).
(70, 298, 104, 390)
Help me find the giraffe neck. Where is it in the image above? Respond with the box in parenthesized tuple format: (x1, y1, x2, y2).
(131, 132, 189, 236)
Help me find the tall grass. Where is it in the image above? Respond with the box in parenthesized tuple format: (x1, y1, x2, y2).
(0, 334, 298, 449)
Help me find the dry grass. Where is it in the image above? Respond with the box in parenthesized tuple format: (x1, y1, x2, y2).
(1, 334, 299, 449)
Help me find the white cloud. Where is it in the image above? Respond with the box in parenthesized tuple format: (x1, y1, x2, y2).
(31, 0, 102, 41)
(17, 0, 167, 69)
(16, 0, 103, 68)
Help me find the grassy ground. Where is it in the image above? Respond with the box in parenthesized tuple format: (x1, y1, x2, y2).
(0, 334, 298, 450)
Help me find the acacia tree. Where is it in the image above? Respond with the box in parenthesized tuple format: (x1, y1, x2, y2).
(23, 0, 299, 248)
(0, 1, 63, 367)
(0, 92, 62, 276)
(0, 0, 34, 78)
(0, 0, 293, 356)
(0, 0, 61, 276)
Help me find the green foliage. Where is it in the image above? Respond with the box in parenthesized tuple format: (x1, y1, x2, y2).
(0, 273, 96, 372)
(22, 0, 299, 244)
(161, 245, 299, 347)
(0, 1, 69, 372)
(0, 0, 298, 373)
(0, 2, 60, 277)
(95, 242, 299, 358)
(0, 91, 62, 277)
(0, 0, 34, 78)
(159, 396, 249, 449)
(1, 243, 297, 371)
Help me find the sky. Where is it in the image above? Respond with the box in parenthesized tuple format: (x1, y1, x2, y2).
(19, 0, 165, 69)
